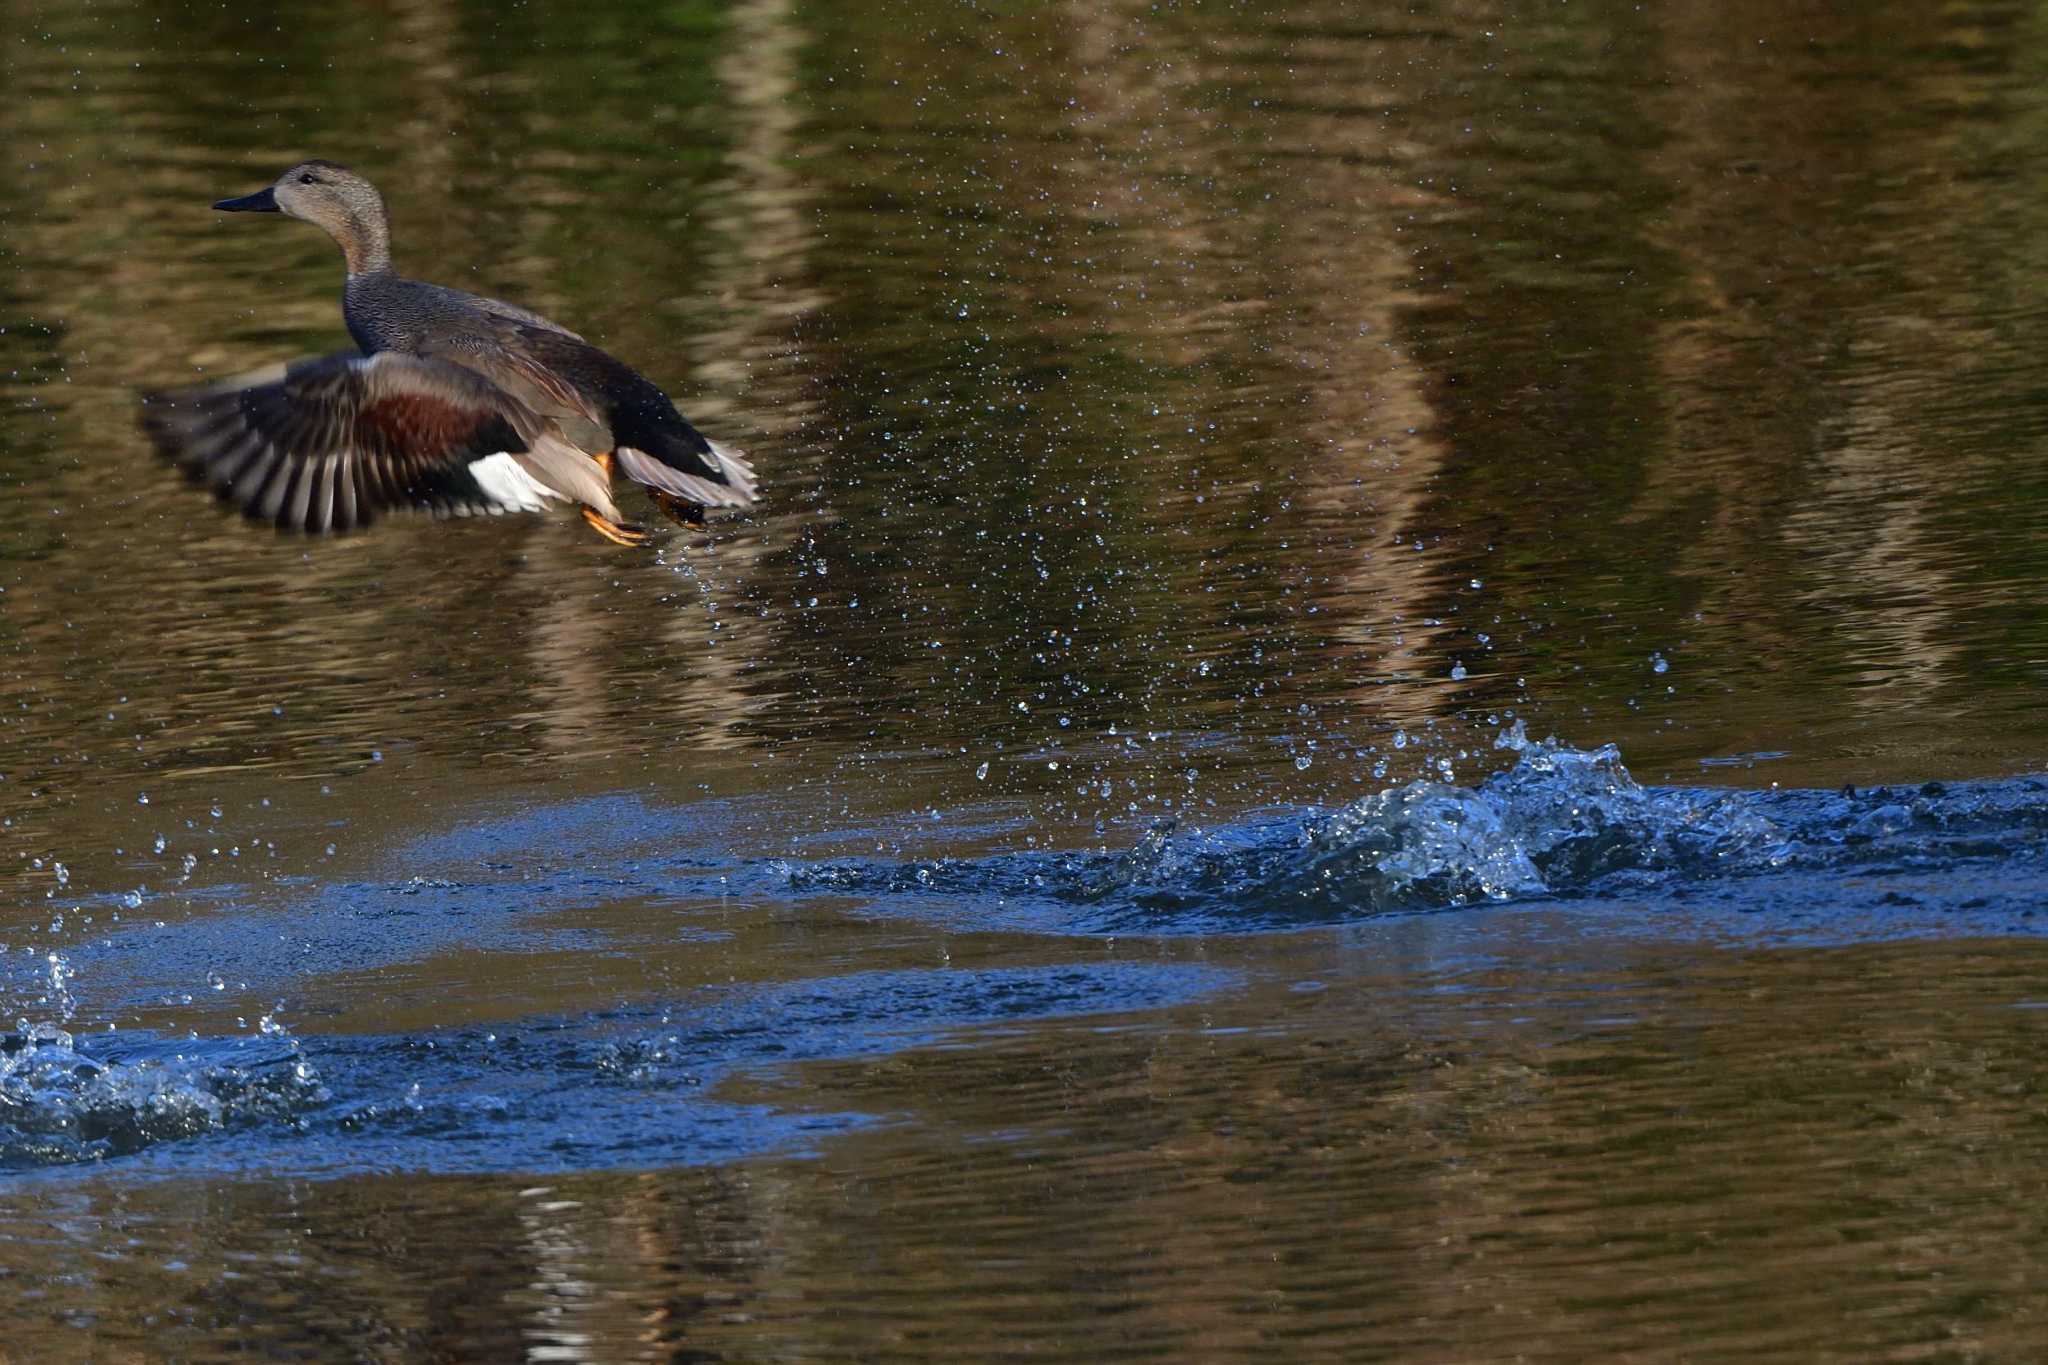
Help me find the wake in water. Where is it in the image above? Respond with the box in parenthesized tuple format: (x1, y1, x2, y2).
(781, 724, 2048, 931)
(0, 963, 1227, 1176)
(6, 726, 2045, 1175)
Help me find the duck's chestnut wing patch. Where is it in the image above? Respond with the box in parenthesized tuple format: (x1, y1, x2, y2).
(142, 352, 555, 532)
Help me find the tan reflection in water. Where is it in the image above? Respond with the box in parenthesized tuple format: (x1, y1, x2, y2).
(1059, 0, 1457, 725)
(1637, 1, 1999, 713)
(643, 0, 825, 753)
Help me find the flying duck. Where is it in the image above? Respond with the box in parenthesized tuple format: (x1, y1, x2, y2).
(142, 160, 756, 545)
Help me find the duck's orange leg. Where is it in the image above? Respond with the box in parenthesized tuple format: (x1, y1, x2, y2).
(581, 506, 650, 547)
(576, 451, 649, 545)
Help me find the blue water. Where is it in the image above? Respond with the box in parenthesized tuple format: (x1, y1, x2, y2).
(0, 962, 1226, 1179)
(8, 728, 2043, 1180)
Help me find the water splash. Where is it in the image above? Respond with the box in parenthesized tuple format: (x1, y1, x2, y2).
(7, 730, 2043, 1178)
(0, 1022, 326, 1170)
(772, 725, 2046, 932)
(1274, 723, 1786, 908)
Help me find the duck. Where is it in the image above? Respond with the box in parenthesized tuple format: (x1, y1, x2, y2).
(142, 159, 756, 545)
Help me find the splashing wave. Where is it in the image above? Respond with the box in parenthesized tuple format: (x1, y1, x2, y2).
(0, 1023, 326, 1170)
(778, 726, 2048, 931)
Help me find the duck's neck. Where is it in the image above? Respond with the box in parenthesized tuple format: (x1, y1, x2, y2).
(338, 208, 393, 278)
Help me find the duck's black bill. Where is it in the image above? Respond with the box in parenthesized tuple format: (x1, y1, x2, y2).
(213, 188, 279, 213)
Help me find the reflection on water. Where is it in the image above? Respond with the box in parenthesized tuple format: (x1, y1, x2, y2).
(7, 939, 2048, 1360)
(4, 0, 2048, 855)
(5, 0, 2048, 1358)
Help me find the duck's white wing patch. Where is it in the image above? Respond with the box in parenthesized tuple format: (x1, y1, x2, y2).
(467, 452, 559, 513)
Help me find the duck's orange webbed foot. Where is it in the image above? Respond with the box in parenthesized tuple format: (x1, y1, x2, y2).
(646, 487, 707, 529)
(580, 505, 650, 547)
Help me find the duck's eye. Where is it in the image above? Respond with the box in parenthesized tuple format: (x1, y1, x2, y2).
(298, 172, 320, 185)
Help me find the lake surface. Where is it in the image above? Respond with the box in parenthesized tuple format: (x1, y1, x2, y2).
(5, 0, 2048, 1358)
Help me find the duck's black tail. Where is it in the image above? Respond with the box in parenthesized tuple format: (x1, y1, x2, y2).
(613, 427, 758, 511)
(608, 391, 757, 510)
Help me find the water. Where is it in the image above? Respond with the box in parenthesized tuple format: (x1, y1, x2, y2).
(6, 0, 2048, 1357)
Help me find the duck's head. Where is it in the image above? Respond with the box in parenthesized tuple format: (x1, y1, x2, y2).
(215, 161, 390, 273)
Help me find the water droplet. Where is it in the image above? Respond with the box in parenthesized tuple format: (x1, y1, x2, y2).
(1295, 755, 1312, 771)
(975, 762, 990, 781)
(1450, 662, 1468, 681)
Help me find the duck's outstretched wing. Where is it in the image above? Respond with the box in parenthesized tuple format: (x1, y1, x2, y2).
(142, 351, 611, 533)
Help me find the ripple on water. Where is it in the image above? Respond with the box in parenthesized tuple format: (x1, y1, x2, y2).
(0, 962, 1230, 1178)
